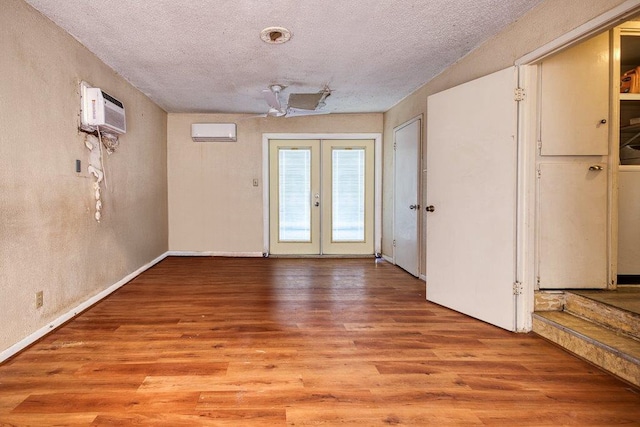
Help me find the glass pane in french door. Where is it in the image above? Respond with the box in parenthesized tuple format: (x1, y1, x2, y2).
(332, 148, 366, 241)
(278, 149, 311, 241)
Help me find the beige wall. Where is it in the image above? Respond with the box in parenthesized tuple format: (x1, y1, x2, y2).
(168, 113, 382, 252)
(382, 0, 632, 274)
(0, 0, 168, 355)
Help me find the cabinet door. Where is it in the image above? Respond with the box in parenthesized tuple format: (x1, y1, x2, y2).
(618, 167, 640, 275)
(538, 163, 608, 288)
(539, 32, 610, 156)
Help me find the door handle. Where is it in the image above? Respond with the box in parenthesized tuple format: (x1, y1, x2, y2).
(409, 204, 419, 210)
(425, 205, 435, 212)
(589, 165, 603, 171)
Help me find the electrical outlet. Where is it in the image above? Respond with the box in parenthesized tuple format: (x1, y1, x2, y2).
(35, 291, 43, 309)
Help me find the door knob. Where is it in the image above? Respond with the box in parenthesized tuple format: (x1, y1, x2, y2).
(425, 205, 435, 212)
(589, 165, 603, 171)
(409, 204, 419, 210)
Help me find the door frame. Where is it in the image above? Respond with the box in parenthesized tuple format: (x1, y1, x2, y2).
(262, 133, 382, 257)
(392, 115, 422, 276)
(514, 0, 640, 329)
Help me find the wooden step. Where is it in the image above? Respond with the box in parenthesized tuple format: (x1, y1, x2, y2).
(565, 291, 640, 340)
(532, 311, 640, 387)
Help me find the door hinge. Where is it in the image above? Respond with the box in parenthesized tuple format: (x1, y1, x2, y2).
(536, 168, 541, 179)
(513, 281, 523, 296)
(393, 239, 396, 247)
(393, 142, 397, 150)
(514, 87, 525, 102)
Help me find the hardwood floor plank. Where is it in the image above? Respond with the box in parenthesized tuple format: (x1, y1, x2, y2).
(0, 413, 98, 426)
(91, 410, 286, 427)
(1, 257, 639, 426)
(285, 406, 485, 426)
(12, 392, 201, 414)
(138, 375, 305, 393)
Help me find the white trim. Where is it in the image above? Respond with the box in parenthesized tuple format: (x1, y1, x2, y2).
(262, 139, 270, 256)
(516, 65, 538, 332)
(382, 254, 394, 264)
(374, 133, 383, 256)
(262, 133, 383, 256)
(0, 252, 168, 363)
(166, 251, 264, 257)
(516, 0, 640, 65)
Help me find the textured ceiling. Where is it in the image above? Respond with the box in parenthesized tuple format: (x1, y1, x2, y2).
(24, 0, 543, 114)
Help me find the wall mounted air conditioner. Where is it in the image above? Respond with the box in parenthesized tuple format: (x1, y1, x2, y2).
(191, 123, 237, 142)
(80, 82, 126, 134)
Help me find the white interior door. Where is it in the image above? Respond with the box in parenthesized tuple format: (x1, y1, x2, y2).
(393, 118, 421, 276)
(426, 67, 518, 331)
(538, 163, 608, 288)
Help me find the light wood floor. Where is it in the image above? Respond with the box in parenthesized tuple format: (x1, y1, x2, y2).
(1, 257, 639, 426)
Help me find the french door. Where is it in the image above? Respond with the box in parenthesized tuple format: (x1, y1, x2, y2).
(269, 139, 374, 255)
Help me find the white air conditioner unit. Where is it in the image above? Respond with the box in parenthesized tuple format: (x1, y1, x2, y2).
(80, 82, 126, 134)
(191, 123, 237, 142)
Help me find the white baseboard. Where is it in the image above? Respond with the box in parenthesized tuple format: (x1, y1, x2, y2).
(166, 251, 264, 257)
(382, 254, 394, 264)
(0, 252, 169, 363)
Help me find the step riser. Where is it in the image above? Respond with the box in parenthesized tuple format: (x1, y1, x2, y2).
(534, 291, 565, 312)
(565, 293, 640, 340)
(533, 315, 640, 388)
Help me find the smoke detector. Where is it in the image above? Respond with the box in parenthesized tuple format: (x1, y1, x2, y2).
(260, 26, 292, 44)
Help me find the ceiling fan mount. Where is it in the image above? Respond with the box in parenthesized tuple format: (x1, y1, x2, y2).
(261, 84, 331, 117)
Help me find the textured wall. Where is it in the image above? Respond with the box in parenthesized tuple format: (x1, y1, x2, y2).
(0, 0, 168, 355)
(167, 113, 382, 252)
(382, 0, 631, 275)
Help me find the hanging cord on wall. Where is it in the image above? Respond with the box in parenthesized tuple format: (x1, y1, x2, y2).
(96, 126, 108, 189)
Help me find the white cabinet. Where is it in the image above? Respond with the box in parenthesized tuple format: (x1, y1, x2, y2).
(536, 32, 610, 289)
